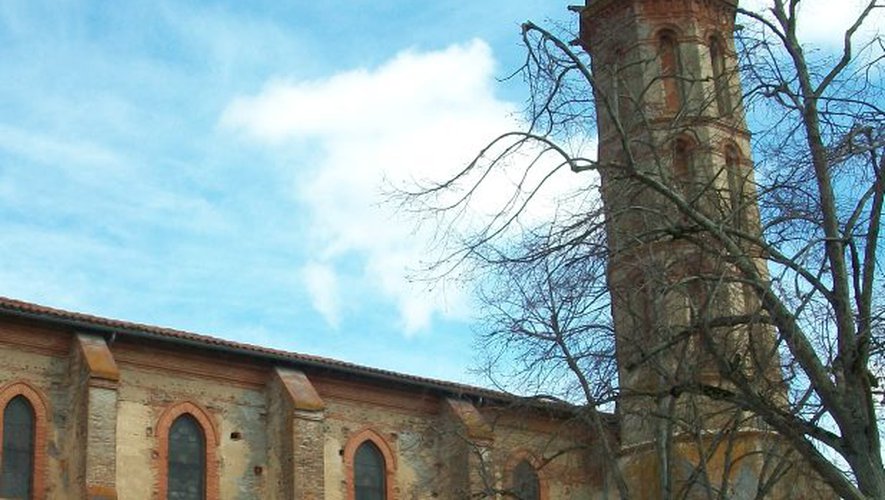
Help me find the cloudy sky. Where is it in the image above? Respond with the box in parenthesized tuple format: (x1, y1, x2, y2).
(0, 0, 878, 385)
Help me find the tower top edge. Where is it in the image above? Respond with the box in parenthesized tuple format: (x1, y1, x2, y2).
(578, 0, 738, 18)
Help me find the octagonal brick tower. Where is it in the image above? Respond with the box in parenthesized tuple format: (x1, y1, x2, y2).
(573, 1, 817, 497)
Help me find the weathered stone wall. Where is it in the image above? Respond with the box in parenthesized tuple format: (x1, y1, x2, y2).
(112, 340, 269, 500)
(486, 410, 603, 499)
(0, 317, 70, 499)
(316, 378, 441, 500)
(0, 313, 599, 500)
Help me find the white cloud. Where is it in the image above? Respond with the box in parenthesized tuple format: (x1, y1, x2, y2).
(301, 261, 341, 329)
(222, 39, 523, 334)
(221, 40, 505, 144)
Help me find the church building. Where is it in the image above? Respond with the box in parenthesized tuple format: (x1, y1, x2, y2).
(0, 296, 597, 499)
(0, 1, 836, 498)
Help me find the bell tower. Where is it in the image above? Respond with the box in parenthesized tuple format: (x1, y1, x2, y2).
(576, 0, 791, 497)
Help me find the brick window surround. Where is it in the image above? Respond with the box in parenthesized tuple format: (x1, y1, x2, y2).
(657, 27, 683, 114)
(708, 33, 733, 116)
(505, 450, 549, 500)
(0, 381, 49, 500)
(155, 401, 219, 500)
(344, 428, 397, 500)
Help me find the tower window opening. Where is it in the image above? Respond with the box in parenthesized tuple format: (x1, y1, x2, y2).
(659, 30, 683, 114)
(725, 146, 744, 227)
(672, 138, 694, 199)
(611, 45, 631, 125)
(710, 36, 732, 116)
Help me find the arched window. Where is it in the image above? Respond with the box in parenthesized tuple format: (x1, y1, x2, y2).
(0, 384, 47, 498)
(659, 30, 682, 113)
(156, 402, 218, 500)
(0, 396, 35, 499)
(512, 460, 541, 500)
(725, 145, 744, 226)
(673, 138, 694, 198)
(167, 414, 205, 500)
(709, 36, 732, 115)
(344, 428, 395, 500)
(609, 44, 631, 125)
(354, 441, 386, 500)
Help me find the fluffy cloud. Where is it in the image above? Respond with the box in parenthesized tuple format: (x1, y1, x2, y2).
(300, 261, 340, 329)
(221, 0, 880, 338)
(222, 40, 523, 334)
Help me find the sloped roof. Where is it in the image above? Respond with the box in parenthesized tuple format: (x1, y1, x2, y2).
(0, 296, 517, 404)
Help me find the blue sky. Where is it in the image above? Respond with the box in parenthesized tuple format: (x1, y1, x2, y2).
(0, 0, 576, 385)
(0, 0, 878, 386)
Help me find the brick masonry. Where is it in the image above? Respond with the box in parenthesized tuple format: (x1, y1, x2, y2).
(0, 311, 597, 499)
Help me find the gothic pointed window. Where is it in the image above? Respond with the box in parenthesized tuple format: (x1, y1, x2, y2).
(0, 396, 35, 499)
(354, 441, 385, 500)
(167, 414, 206, 500)
(659, 30, 683, 113)
(710, 36, 732, 116)
(512, 460, 541, 500)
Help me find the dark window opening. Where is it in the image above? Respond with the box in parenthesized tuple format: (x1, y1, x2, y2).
(512, 460, 541, 500)
(673, 138, 694, 198)
(354, 441, 385, 500)
(710, 36, 732, 116)
(659, 31, 683, 113)
(725, 146, 743, 226)
(611, 45, 631, 124)
(167, 414, 205, 500)
(0, 396, 35, 499)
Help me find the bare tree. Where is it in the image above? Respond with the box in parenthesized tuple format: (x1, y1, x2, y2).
(400, 0, 883, 499)
(472, 221, 631, 496)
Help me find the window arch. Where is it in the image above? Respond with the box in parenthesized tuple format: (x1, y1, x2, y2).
(512, 460, 541, 500)
(1, 397, 34, 499)
(168, 415, 205, 500)
(344, 428, 396, 500)
(354, 441, 385, 500)
(0, 382, 47, 499)
(156, 402, 218, 500)
(658, 29, 683, 113)
(505, 451, 548, 500)
(709, 35, 732, 116)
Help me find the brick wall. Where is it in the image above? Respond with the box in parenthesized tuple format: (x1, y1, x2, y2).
(0, 314, 598, 499)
